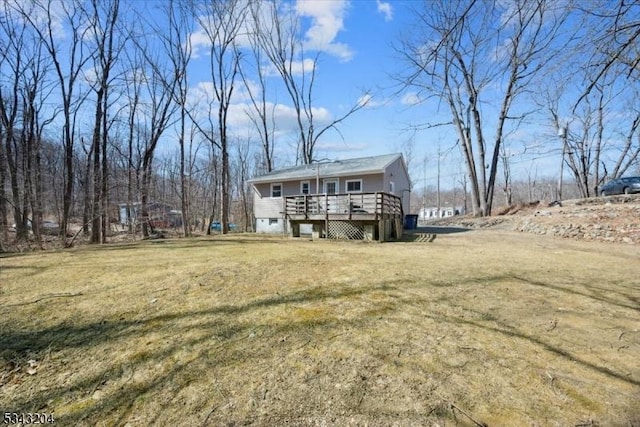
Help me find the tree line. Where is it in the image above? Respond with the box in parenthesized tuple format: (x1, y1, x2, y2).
(0, 0, 367, 249)
(399, 0, 640, 216)
(1, 0, 640, 250)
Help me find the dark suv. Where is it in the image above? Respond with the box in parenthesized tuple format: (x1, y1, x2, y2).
(599, 176, 640, 196)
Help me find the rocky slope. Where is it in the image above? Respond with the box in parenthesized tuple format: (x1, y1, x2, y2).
(432, 194, 640, 244)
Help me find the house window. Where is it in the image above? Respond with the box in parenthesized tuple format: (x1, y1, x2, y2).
(345, 179, 362, 193)
(300, 181, 310, 194)
(271, 183, 282, 198)
(269, 218, 278, 225)
(389, 181, 395, 193)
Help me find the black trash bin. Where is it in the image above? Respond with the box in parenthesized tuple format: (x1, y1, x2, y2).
(404, 214, 418, 230)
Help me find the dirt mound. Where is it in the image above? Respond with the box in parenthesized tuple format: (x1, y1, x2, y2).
(432, 194, 640, 244)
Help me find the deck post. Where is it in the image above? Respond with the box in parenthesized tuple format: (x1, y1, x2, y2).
(324, 193, 329, 238)
(312, 223, 324, 239)
(304, 195, 308, 220)
(394, 217, 403, 239)
(290, 222, 300, 237)
(378, 219, 386, 242)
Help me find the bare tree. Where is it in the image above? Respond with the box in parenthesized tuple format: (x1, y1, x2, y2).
(0, 2, 55, 245)
(241, 1, 279, 173)
(14, 0, 92, 240)
(0, 3, 29, 241)
(399, 0, 568, 216)
(163, 0, 194, 237)
(0, 128, 6, 249)
(577, 0, 640, 104)
(83, 0, 124, 243)
(189, 0, 248, 234)
(121, 48, 145, 235)
(0, 18, 8, 247)
(233, 135, 254, 231)
(541, 4, 640, 199)
(570, 1, 640, 190)
(132, 7, 183, 238)
(254, 0, 369, 165)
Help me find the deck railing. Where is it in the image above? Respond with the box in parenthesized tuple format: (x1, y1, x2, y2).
(284, 192, 402, 218)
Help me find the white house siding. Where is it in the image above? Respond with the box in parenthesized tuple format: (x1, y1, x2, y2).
(254, 197, 285, 233)
(254, 195, 283, 217)
(256, 217, 285, 233)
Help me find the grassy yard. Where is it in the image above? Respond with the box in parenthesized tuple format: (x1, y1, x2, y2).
(1, 230, 639, 426)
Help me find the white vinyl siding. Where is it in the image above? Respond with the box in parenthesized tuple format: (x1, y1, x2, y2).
(254, 197, 283, 217)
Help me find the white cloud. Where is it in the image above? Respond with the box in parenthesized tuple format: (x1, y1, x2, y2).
(296, 0, 352, 61)
(358, 94, 373, 108)
(188, 4, 255, 60)
(1, 0, 66, 40)
(189, 28, 212, 59)
(401, 92, 422, 106)
(81, 66, 99, 87)
(189, 81, 217, 106)
(315, 141, 368, 154)
(376, 0, 393, 22)
(186, 83, 335, 140)
(357, 93, 386, 109)
(254, 103, 332, 131)
(263, 58, 317, 77)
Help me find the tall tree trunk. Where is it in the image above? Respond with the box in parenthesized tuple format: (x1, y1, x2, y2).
(127, 135, 134, 234)
(82, 141, 92, 235)
(90, 88, 104, 244)
(179, 112, 191, 237)
(0, 131, 7, 247)
(141, 152, 156, 238)
(221, 140, 229, 234)
(101, 95, 109, 243)
(4, 130, 27, 241)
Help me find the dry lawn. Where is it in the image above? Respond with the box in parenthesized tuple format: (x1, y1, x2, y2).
(1, 230, 639, 426)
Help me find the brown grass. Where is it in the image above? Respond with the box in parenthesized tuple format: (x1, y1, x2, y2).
(1, 230, 639, 426)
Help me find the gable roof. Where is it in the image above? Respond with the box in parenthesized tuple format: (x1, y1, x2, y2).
(248, 153, 405, 184)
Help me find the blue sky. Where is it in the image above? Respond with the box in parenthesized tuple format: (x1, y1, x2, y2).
(183, 0, 470, 188)
(1, 0, 569, 191)
(264, 0, 570, 189)
(183, 0, 561, 190)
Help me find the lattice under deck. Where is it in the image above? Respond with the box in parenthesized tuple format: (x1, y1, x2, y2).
(327, 221, 367, 240)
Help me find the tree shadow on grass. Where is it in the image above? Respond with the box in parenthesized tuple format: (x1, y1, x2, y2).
(0, 281, 399, 425)
(400, 274, 640, 389)
(65, 237, 293, 255)
(422, 309, 640, 388)
(3, 266, 638, 425)
(511, 275, 640, 312)
(0, 264, 49, 278)
(2, 282, 391, 354)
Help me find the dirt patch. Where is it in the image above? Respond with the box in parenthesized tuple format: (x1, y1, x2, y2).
(1, 232, 639, 425)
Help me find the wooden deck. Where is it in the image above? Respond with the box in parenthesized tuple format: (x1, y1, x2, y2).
(284, 192, 403, 241)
